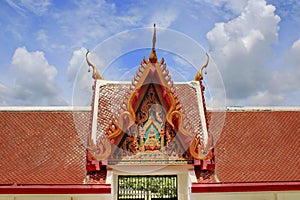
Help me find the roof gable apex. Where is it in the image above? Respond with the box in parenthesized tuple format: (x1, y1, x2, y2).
(86, 25, 213, 164)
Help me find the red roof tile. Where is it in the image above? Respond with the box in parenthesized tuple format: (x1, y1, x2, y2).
(0, 110, 90, 184)
(95, 83, 203, 139)
(211, 110, 300, 182)
(0, 108, 299, 184)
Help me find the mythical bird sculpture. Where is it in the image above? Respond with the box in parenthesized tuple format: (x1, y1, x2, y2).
(193, 53, 209, 81)
(85, 50, 104, 80)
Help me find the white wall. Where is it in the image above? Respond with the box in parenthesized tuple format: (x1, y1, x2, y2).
(1, 190, 300, 200)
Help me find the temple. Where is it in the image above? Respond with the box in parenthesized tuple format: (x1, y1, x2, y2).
(0, 25, 300, 200)
(85, 24, 214, 181)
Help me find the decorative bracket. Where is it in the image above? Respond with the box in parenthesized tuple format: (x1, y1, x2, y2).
(87, 134, 111, 161)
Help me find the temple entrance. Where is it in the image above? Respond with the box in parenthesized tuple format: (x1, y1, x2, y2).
(118, 175, 177, 200)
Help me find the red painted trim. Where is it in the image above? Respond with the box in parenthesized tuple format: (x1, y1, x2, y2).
(0, 184, 111, 194)
(192, 182, 300, 193)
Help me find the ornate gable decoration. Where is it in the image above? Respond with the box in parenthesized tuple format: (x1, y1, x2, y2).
(104, 24, 198, 164)
(86, 24, 214, 166)
(107, 55, 192, 139)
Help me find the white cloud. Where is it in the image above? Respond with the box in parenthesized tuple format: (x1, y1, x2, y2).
(36, 29, 48, 46)
(2, 0, 299, 106)
(268, 0, 300, 22)
(149, 9, 178, 28)
(203, 0, 248, 14)
(0, 47, 66, 105)
(52, 1, 131, 48)
(292, 39, 300, 52)
(269, 38, 300, 105)
(67, 48, 87, 82)
(67, 48, 97, 106)
(11, 47, 57, 80)
(6, 0, 51, 15)
(0, 83, 11, 105)
(248, 91, 284, 105)
(241, 29, 264, 51)
(206, 0, 281, 105)
(47, 0, 183, 51)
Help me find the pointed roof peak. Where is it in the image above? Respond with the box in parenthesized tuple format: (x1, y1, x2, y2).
(149, 23, 157, 63)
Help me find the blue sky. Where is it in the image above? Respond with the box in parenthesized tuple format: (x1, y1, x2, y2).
(0, 0, 299, 107)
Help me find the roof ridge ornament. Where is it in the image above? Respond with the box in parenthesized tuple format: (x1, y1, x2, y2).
(86, 50, 104, 80)
(149, 24, 158, 63)
(193, 53, 209, 81)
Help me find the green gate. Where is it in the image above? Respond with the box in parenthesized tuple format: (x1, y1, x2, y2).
(118, 175, 177, 200)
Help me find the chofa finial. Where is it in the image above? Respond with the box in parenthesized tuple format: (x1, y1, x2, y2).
(152, 23, 156, 50)
(193, 53, 209, 81)
(85, 50, 104, 80)
(149, 23, 158, 63)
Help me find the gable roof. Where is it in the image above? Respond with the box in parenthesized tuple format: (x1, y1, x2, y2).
(94, 82, 205, 139)
(0, 107, 299, 185)
(89, 80, 210, 161)
(86, 25, 212, 162)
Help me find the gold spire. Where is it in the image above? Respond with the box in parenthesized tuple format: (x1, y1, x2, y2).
(149, 23, 158, 63)
(193, 53, 209, 81)
(85, 50, 104, 80)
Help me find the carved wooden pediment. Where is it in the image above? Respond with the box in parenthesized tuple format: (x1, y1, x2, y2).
(103, 52, 197, 164)
(86, 25, 213, 165)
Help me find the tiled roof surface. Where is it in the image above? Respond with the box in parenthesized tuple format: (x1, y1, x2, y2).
(0, 108, 299, 184)
(96, 82, 202, 138)
(212, 111, 300, 182)
(0, 110, 90, 184)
